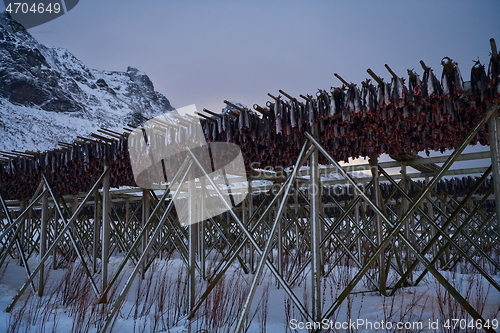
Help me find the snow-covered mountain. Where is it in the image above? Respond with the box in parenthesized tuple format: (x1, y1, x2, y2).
(0, 12, 174, 152)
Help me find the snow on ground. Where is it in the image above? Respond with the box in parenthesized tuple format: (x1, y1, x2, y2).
(0, 254, 499, 333)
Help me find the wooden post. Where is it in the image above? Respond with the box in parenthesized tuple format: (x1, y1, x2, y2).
(141, 189, 150, 279)
(188, 166, 197, 312)
(249, 181, 254, 273)
(487, 101, 500, 236)
(199, 177, 206, 280)
(101, 165, 110, 303)
(38, 187, 48, 296)
(52, 201, 58, 270)
(369, 153, 387, 295)
(93, 189, 100, 273)
(310, 124, 322, 321)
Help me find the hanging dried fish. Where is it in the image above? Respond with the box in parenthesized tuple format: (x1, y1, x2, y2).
(307, 98, 315, 126)
(424, 67, 442, 98)
(290, 100, 297, 128)
(407, 69, 422, 100)
(275, 98, 283, 135)
(471, 60, 488, 99)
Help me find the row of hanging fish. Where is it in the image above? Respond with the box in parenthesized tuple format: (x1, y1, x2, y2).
(198, 53, 499, 166)
(247, 175, 493, 207)
(1, 43, 499, 200)
(0, 138, 134, 200)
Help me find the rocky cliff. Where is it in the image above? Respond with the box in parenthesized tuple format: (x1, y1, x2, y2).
(0, 12, 174, 152)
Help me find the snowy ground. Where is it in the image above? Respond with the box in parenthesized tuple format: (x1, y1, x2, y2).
(0, 254, 499, 333)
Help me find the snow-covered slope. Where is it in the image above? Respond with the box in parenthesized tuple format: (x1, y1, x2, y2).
(0, 12, 174, 152)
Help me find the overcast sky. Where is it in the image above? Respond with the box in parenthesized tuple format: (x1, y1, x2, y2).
(3, 0, 499, 115)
